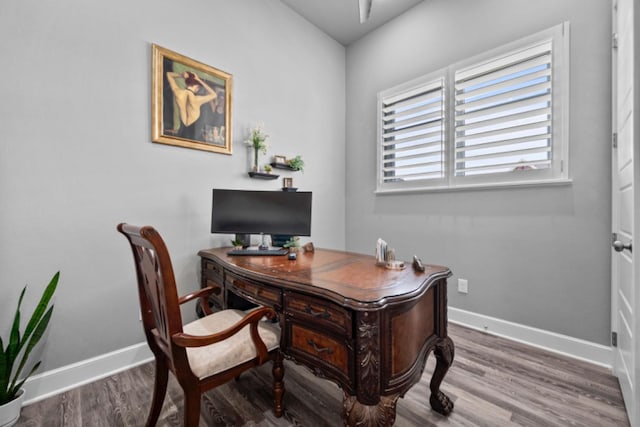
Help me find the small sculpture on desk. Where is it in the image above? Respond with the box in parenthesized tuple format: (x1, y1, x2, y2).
(376, 238, 405, 269)
(258, 233, 270, 250)
(412, 255, 426, 272)
(375, 238, 395, 263)
(303, 242, 315, 253)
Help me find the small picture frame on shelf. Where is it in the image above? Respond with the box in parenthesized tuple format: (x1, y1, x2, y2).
(282, 177, 297, 191)
(273, 155, 287, 165)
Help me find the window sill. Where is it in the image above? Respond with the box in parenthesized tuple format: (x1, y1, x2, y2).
(374, 178, 573, 195)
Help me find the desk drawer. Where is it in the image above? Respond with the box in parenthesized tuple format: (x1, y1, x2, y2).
(203, 279, 223, 308)
(202, 259, 223, 281)
(289, 323, 350, 378)
(226, 272, 281, 308)
(201, 260, 224, 308)
(284, 292, 351, 336)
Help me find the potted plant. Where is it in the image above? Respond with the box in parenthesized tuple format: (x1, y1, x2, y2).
(263, 164, 273, 174)
(287, 155, 304, 172)
(0, 271, 59, 427)
(283, 236, 301, 252)
(230, 238, 244, 250)
(245, 123, 269, 172)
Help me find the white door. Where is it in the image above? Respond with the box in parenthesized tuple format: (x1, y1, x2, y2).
(611, 0, 637, 425)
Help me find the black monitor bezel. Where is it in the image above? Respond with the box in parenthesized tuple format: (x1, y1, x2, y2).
(210, 189, 312, 237)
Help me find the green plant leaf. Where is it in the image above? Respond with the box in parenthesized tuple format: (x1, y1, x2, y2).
(4, 287, 25, 395)
(287, 155, 304, 172)
(20, 272, 59, 355)
(9, 306, 53, 393)
(283, 236, 300, 248)
(9, 287, 26, 353)
(0, 343, 8, 403)
(1, 272, 59, 405)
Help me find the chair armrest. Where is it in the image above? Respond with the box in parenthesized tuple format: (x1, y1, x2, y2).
(179, 286, 221, 316)
(172, 307, 277, 364)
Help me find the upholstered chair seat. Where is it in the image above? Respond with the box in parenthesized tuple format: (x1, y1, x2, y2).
(183, 309, 280, 378)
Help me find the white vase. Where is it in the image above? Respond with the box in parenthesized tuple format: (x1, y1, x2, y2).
(0, 389, 25, 427)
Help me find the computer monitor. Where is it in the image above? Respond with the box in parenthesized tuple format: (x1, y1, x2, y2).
(210, 189, 312, 242)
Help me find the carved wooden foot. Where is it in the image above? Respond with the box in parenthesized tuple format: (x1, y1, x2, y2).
(430, 390, 454, 415)
(342, 393, 399, 427)
(429, 336, 455, 416)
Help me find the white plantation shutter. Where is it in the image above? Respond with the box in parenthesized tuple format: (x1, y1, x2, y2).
(454, 41, 553, 177)
(378, 76, 445, 188)
(375, 23, 568, 194)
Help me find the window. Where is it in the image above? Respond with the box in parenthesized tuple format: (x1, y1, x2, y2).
(376, 23, 569, 193)
(378, 72, 446, 187)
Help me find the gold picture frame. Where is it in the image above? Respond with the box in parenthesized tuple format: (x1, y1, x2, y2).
(273, 155, 287, 165)
(152, 44, 232, 154)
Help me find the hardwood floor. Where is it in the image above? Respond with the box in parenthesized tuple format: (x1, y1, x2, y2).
(16, 324, 629, 426)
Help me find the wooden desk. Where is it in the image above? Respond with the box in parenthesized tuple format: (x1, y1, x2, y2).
(198, 247, 454, 426)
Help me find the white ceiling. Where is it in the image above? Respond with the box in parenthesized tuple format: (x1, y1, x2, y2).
(280, 0, 424, 46)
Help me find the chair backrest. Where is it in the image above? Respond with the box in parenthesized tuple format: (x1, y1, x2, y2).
(117, 224, 186, 369)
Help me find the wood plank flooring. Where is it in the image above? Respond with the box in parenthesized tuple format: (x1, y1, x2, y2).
(16, 324, 629, 426)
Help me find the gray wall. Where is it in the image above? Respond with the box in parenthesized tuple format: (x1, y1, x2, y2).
(0, 0, 346, 372)
(0, 0, 614, 378)
(345, 0, 613, 345)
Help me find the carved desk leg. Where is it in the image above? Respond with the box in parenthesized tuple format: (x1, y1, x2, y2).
(343, 393, 399, 427)
(429, 336, 455, 415)
(342, 310, 401, 426)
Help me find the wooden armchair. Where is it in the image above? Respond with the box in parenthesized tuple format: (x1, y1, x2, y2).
(117, 223, 284, 426)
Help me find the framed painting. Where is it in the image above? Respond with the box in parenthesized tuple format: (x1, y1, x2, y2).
(152, 44, 232, 154)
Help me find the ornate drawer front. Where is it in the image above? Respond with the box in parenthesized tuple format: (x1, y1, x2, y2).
(289, 323, 350, 377)
(226, 272, 281, 307)
(284, 291, 351, 336)
(202, 260, 223, 281)
(203, 278, 224, 307)
(204, 277, 223, 288)
(201, 260, 224, 308)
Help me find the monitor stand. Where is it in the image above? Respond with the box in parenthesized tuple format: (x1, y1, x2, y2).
(227, 247, 288, 256)
(235, 233, 251, 248)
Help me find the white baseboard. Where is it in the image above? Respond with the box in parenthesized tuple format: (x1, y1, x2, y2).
(20, 308, 613, 406)
(449, 307, 613, 369)
(22, 342, 153, 406)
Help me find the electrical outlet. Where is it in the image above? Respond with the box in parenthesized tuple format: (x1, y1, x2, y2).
(458, 278, 468, 294)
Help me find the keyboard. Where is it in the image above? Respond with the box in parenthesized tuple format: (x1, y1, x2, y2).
(227, 248, 288, 256)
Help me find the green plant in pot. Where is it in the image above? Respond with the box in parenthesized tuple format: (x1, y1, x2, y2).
(287, 155, 304, 172)
(245, 122, 269, 172)
(0, 271, 59, 426)
(283, 236, 301, 252)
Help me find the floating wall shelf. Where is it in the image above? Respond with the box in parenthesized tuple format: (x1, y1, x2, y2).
(270, 162, 296, 171)
(248, 171, 279, 180)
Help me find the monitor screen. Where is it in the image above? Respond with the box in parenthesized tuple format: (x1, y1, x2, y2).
(210, 189, 312, 236)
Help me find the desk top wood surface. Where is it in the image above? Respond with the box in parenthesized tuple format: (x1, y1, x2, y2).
(198, 247, 451, 309)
